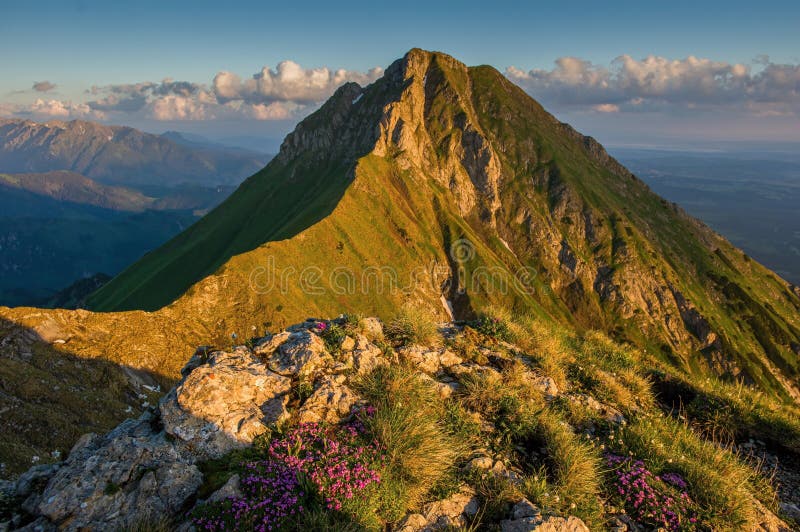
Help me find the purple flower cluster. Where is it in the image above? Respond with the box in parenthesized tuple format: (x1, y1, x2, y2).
(268, 422, 383, 512)
(606, 454, 698, 531)
(192, 461, 303, 531)
(193, 419, 384, 530)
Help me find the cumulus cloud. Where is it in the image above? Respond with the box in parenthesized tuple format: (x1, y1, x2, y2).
(43, 61, 384, 122)
(507, 54, 800, 115)
(26, 98, 106, 120)
(86, 80, 206, 113)
(592, 103, 620, 113)
(32, 81, 57, 92)
(213, 61, 383, 104)
(149, 94, 210, 121)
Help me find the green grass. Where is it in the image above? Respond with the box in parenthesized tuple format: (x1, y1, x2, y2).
(354, 364, 465, 511)
(384, 304, 441, 347)
(610, 414, 777, 529)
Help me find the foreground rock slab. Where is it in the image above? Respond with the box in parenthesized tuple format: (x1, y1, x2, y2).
(161, 348, 291, 459)
(36, 413, 202, 531)
(5, 344, 295, 530)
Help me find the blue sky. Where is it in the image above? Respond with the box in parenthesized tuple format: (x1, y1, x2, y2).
(1, 0, 798, 147)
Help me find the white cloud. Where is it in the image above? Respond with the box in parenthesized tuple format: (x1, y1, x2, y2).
(27, 99, 106, 120)
(247, 101, 298, 120)
(149, 95, 210, 120)
(507, 54, 800, 115)
(26, 61, 383, 123)
(213, 61, 383, 105)
(592, 103, 620, 113)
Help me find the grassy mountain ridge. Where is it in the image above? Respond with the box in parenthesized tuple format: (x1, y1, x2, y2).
(0, 171, 154, 211)
(89, 49, 800, 399)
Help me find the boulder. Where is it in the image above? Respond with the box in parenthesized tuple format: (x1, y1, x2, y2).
(359, 317, 384, 340)
(35, 413, 202, 531)
(253, 331, 292, 355)
(206, 474, 243, 504)
(267, 331, 333, 377)
(341, 335, 356, 351)
(511, 499, 541, 519)
(160, 348, 291, 459)
(352, 335, 388, 374)
(297, 375, 361, 424)
(531, 375, 559, 400)
(501, 515, 590, 532)
(399, 345, 441, 373)
(396, 513, 428, 532)
(422, 486, 480, 529)
(395, 486, 479, 531)
(499, 499, 589, 531)
(438, 349, 463, 368)
(14, 464, 60, 499)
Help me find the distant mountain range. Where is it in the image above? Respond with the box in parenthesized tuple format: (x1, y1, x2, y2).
(0, 171, 154, 212)
(0, 119, 268, 187)
(0, 120, 272, 307)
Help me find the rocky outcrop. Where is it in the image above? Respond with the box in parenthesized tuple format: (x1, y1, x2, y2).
(2, 340, 298, 530)
(160, 347, 291, 459)
(2, 316, 599, 531)
(396, 486, 480, 531)
(34, 413, 201, 531)
(500, 499, 590, 532)
(4, 312, 792, 532)
(264, 331, 333, 378)
(297, 375, 360, 424)
(371, 48, 503, 224)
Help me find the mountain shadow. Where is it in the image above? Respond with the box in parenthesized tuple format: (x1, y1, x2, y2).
(0, 317, 178, 478)
(86, 81, 394, 312)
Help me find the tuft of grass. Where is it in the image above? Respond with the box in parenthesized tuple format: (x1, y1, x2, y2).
(470, 311, 513, 342)
(611, 413, 777, 530)
(319, 322, 348, 354)
(385, 304, 440, 347)
(527, 412, 604, 527)
(354, 364, 464, 510)
(445, 326, 487, 365)
(469, 471, 521, 525)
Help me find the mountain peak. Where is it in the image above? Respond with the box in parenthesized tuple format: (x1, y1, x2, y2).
(86, 49, 800, 403)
